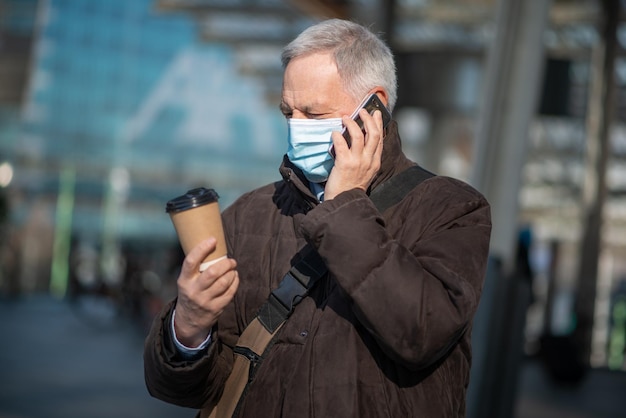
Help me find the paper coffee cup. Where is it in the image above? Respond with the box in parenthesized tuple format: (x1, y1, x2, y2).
(166, 187, 227, 271)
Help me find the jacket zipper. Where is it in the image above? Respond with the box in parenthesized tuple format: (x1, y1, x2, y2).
(233, 346, 261, 382)
(231, 336, 280, 418)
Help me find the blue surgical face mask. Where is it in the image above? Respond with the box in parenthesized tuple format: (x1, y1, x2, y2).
(286, 118, 343, 183)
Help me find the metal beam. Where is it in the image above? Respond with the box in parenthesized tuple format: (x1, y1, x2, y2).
(467, 0, 553, 417)
(573, 0, 620, 368)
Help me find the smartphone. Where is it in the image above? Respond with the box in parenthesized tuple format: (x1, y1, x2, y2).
(329, 93, 392, 158)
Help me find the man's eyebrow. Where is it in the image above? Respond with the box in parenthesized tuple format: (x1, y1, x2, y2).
(279, 102, 291, 113)
(279, 102, 322, 115)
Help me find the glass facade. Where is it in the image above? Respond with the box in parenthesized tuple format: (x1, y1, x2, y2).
(0, 0, 305, 298)
(12, 0, 291, 242)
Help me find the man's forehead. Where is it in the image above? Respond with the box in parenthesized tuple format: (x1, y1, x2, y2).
(281, 95, 329, 106)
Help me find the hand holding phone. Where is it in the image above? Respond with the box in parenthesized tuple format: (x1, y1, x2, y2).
(329, 93, 392, 158)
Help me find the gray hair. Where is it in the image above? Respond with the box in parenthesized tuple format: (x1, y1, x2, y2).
(281, 19, 397, 111)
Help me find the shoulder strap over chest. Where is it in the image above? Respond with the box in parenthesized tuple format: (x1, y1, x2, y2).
(369, 164, 436, 213)
(257, 245, 326, 333)
(258, 164, 436, 333)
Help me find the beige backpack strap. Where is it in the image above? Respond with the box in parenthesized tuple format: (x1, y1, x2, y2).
(201, 245, 327, 418)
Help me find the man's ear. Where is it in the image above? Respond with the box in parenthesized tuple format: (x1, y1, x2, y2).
(373, 88, 389, 108)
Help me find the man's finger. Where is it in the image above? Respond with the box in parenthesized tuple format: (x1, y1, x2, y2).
(180, 238, 218, 276)
(361, 109, 383, 155)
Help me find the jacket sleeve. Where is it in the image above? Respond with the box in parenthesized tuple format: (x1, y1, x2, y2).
(299, 176, 492, 371)
(143, 196, 250, 410)
(143, 300, 234, 409)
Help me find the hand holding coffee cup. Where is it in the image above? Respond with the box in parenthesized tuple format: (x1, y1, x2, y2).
(166, 187, 227, 271)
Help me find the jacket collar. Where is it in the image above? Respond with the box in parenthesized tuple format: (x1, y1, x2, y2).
(369, 120, 414, 192)
(279, 155, 319, 208)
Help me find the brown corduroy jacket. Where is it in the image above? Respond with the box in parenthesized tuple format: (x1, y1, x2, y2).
(144, 121, 492, 417)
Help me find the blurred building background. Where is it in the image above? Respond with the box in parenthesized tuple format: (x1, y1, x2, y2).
(1, 0, 626, 417)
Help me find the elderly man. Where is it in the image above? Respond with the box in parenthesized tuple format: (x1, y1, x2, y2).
(144, 18, 491, 418)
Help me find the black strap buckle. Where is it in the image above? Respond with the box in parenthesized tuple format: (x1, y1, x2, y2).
(257, 249, 328, 333)
(271, 270, 308, 313)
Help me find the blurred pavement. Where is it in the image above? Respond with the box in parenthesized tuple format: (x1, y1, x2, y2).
(515, 357, 626, 418)
(0, 295, 625, 418)
(0, 295, 192, 418)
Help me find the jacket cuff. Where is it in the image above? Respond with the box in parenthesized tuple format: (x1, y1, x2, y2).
(170, 308, 212, 360)
(161, 302, 215, 367)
